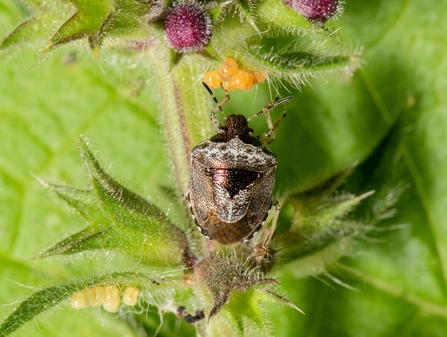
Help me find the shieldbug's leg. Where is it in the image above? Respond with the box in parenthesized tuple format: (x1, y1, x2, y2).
(184, 190, 199, 230)
(202, 82, 230, 131)
(263, 111, 287, 145)
(183, 190, 189, 202)
(184, 190, 204, 237)
(248, 95, 293, 143)
(247, 96, 278, 130)
(248, 200, 280, 269)
(263, 200, 280, 248)
(183, 190, 194, 218)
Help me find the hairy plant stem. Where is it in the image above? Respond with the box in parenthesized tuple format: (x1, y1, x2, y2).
(147, 47, 214, 195)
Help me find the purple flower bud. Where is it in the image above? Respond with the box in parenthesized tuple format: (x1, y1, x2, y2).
(164, 1, 212, 53)
(284, 0, 339, 24)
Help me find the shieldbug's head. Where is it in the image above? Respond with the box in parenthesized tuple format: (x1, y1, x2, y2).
(186, 83, 293, 245)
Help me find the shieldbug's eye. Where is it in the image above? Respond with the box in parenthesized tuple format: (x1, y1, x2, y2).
(187, 84, 293, 245)
(122, 287, 139, 306)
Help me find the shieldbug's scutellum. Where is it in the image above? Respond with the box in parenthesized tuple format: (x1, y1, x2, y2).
(186, 83, 293, 245)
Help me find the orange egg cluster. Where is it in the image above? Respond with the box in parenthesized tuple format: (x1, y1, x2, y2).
(203, 57, 266, 91)
(71, 285, 139, 313)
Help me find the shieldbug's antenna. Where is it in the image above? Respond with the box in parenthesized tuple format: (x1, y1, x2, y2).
(203, 82, 230, 131)
(247, 95, 294, 144)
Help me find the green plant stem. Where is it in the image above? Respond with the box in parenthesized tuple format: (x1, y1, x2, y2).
(147, 47, 214, 194)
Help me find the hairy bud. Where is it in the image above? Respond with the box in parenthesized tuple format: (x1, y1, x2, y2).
(284, 0, 339, 24)
(164, 1, 212, 53)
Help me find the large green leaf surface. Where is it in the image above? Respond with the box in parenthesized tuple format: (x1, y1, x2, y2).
(1, 0, 447, 336)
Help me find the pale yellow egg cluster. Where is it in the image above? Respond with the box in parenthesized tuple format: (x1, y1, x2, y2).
(203, 57, 266, 91)
(71, 286, 139, 313)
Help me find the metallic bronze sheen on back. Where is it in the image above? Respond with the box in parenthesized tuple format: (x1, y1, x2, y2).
(188, 115, 277, 245)
(186, 85, 292, 245)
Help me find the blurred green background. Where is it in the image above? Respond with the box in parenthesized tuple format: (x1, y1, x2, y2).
(1, 0, 447, 336)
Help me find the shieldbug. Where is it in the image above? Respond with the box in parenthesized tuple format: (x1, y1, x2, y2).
(186, 83, 293, 245)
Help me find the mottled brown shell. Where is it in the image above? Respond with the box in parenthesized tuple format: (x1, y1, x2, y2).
(188, 137, 276, 244)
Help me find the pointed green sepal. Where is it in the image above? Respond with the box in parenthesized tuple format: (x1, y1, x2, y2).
(209, 287, 302, 336)
(46, 0, 151, 53)
(273, 166, 375, 264)
(46, 184, 108, 224)
(243, 40, 358, 88)
(292, 191, 375, 230)
(47, 0, 115, 51)
(39, 139, 196, 267)
(0, 0, 69, 53)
